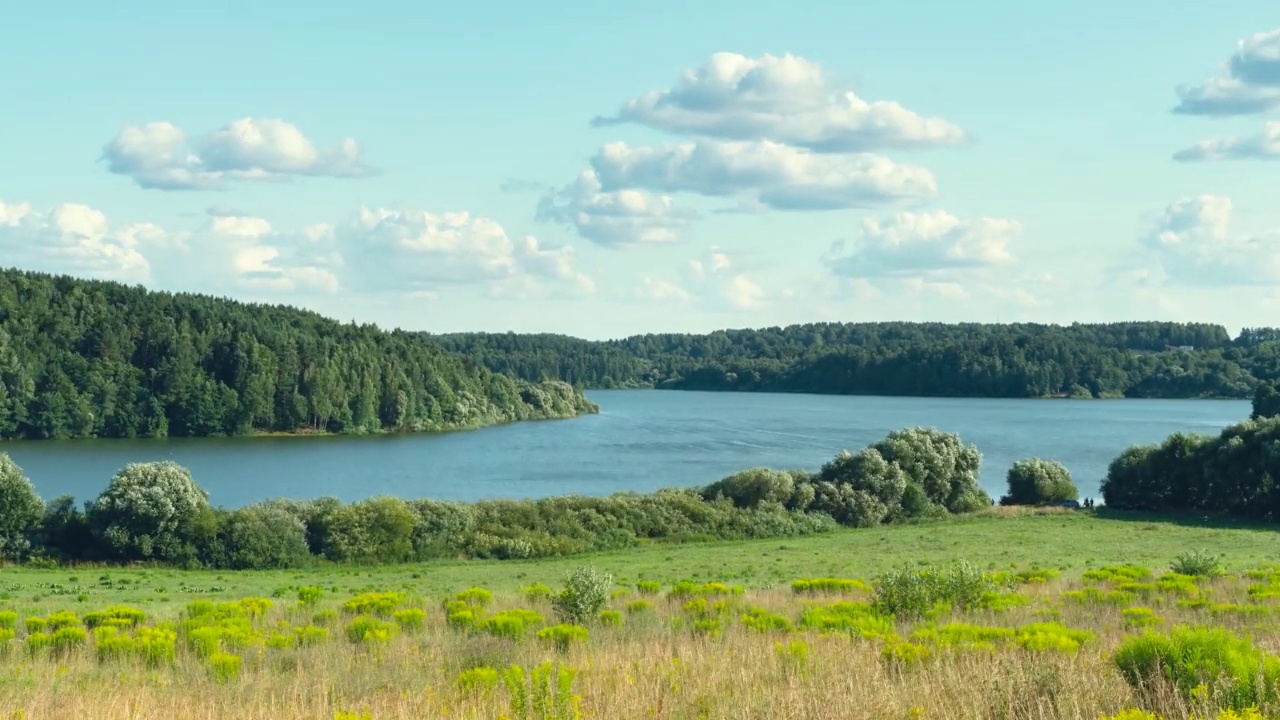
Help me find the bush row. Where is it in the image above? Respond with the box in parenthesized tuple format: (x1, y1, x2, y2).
(0, 425, 1102, 569)
(1101, 416, 1280, 519)
(0, 427, 1048, 568)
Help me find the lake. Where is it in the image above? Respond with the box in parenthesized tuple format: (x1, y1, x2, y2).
(0, 390, 1250, 508)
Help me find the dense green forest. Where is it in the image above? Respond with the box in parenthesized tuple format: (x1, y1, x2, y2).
(0, 269, 596, 440)
(436, 323, 1280, 399)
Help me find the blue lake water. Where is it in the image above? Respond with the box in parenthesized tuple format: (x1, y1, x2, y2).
(0, 390, 1249, 508)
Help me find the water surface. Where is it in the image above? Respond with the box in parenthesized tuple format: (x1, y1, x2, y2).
(0, 391, 1248, 508)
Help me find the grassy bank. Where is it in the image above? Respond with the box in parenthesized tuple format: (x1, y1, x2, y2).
(6, 508, 1279, 615)
(3, 510, 1280, 718)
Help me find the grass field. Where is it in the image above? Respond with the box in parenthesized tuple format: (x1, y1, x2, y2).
(3, 508, 1280, 719)
(4, 508, 1278, 616)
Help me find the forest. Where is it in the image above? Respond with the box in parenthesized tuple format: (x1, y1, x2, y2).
(0, 269, 596, 440)
(436, 323, 1280, 399)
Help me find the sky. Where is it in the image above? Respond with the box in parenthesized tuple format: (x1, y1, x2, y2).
(1, 1, 1278, 340)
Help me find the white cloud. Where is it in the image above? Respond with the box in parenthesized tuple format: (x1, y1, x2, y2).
(2, 196, 591, 300)
(591, 140, 937, 210)
(823, 210, 1019, 280)
(689, 246, 732, 278)
(1126, 195, 1280, 286)
(331, 207, 594, 295)
(1175, 29, 1280, 116)
(1173, 120, 1280, 161)
(721, 275, 765, 309)
(682, 246, 770, 310)
(0, 199, 163, 280)
(102, 118, 375, 190)
(593, 52, 966, 152)
(638, 277, 695, 303)
(536, 170, 696, 246)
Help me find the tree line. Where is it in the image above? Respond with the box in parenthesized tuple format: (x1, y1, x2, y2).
(1101, 385, 1280, 519)
(0, 269, 596, 440)
(0, 427, 1020, 569)
(435, 322, 1280, 399)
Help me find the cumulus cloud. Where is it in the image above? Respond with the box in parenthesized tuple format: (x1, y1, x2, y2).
(324, 208, 595, 295)
(1174, 120, 1280, 161)
(2, 196, 591, 300)
(536, 170, 696, 246)
(823, 210, 1019, 280)
(102, 118, 375, 190)
(0, 199, 165, 280)
(593, 52, 966, 152)
(638, 277, 695, 303)
(721, 275, 765, 309)
(682, 246, 770, 310)
(1175, 29, 1280, 116)
(1131, 195, 1280, 286)
(591, 140, 937, 211)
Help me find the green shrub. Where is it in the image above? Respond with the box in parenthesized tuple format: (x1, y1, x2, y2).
(208, 651, 242, 682)
(297, 586, 324, 606)
(872, 561, 997, 619)
(342, 592, 403, 617)
(551, 566, 612, 625)
(454, 587, 493, 608)
(135, 627, 177, 667)
(0, 627, 14, 652)
(294, 625, 330, 646)
(502, 662, 581, 720)
(92, 626, 134, 663)
(521, 583, 553, 603)
(740, 607, 793, 633)
(456, 666, 501, 694)
(1014, 623, 1093, 653)
(216, 504, 311, 569)
(393, 608, 426, 632)
(480, 609, 544, 640)
(625, 599, 652, 615)
(344, 616, 398, 645)
(0, 611, 15, 630)
(24, 617, 46, 633)
(0, 454, 43, 561)
(635, 581, 661, 595)
(882, 637, 932, 667)
(799, 602, 894, 640)
(1171, 549, 1224, 578)
(1000, 458, 1077, 505)
(25, 631, 51, 656)
(1113, 625, 1280, 710)
(88, 462, 210, 563)
(598, 610, 623, 627)
(45, 610, 80, 630)
(911, 622, 1014, 650)
(51, 625, 88, 654)
(791, 578, 870, 594)
(537, 623, 588, 652)
(83, 605, 145, 628)
(1083, 564, 1152, 583)
(1122, 607, 1164, 629)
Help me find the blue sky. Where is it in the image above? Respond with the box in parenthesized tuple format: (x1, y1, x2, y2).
(2, 1, 1277, 339)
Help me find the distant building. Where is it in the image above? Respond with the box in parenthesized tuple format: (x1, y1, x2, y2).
(1166, 345, 1195, 352)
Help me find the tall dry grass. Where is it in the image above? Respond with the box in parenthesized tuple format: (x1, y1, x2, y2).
(1, 570, 1277, 719)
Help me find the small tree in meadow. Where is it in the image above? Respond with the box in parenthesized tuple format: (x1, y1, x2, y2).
(551, 566, 612, 625)
(1001, 458, 1078, 506)
(88, 462, 210, 562)
(0, 453, 43, 560)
